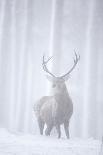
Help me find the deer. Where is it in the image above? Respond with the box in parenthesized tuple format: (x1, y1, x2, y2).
(34, 52, 80, 139)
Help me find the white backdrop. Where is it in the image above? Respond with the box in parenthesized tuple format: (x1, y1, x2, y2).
(0, 0, 103, 139)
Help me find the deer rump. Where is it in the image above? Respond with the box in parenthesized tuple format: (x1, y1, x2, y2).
(34, 95, 73, 139)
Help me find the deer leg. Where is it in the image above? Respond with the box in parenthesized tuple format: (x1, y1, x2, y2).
(45, 124, 53, 136)
(56, 124, 61, 138)
(64, 121, 69, 139)
(37, 117, 44, 135)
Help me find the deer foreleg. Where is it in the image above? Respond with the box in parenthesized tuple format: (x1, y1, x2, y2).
(56, 124, 61, 138)
(37, 117, 44, 135)
(45, 124, 53, 136)
(64, 121, 69, 139)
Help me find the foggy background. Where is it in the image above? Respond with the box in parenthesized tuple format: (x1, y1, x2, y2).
(0, 0, 103, 139)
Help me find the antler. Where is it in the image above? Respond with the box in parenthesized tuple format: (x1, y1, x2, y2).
(59, 52, 80, 79)
(42, 52, 80, 79)
(42, 55, 56, 78)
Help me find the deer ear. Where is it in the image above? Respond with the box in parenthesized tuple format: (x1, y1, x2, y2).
(62, 75, 70, 81)
(46, 75, 55, 82)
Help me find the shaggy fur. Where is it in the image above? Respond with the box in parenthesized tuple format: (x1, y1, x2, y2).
(34, 79, 73, 139)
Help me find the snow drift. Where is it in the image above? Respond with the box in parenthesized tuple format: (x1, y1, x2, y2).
(0, 128, 102, 155)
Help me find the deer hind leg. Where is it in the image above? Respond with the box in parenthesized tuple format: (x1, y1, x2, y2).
(45, 123, 53, 136)
(37, 117, 44, 135)
(56, 124, 61, 138)
(64, 121, 69, 139)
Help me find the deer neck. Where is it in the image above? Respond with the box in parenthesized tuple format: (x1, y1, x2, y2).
(54, 85, 69, 99)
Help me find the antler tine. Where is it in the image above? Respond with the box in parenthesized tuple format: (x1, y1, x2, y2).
(43, 55, 52, 65)
(42, 55, 46, 71)
(75, 50, 80, 60)
(42, 55, 56, 78)
(73, 51, 80, 64)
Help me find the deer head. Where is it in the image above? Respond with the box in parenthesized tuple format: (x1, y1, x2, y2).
(42, 52, 80, 95)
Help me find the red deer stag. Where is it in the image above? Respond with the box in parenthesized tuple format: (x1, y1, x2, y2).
(34, 52, 80, 138)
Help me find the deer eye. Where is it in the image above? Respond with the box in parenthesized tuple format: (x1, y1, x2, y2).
(52, 84, 56, 88)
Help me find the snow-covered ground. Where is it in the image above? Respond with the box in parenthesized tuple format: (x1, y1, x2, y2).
(0, 128, 102, 155)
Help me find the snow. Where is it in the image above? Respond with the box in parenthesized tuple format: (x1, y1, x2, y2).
(0, 128, 102, 155)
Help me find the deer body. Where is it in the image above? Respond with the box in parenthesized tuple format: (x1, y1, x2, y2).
(34, 52, 79, 138)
